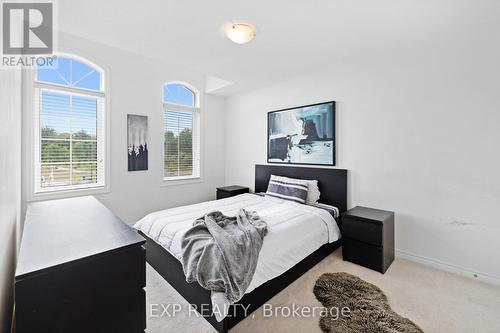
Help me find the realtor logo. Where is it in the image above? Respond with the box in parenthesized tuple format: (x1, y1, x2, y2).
(2, 2, 53, 54)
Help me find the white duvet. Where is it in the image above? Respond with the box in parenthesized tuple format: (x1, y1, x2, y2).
(134, 193, 341, 318)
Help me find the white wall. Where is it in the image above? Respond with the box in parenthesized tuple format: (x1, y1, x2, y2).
(0, 68, 22, 332)
(21, 32, 226, 224)
(225, 26, 500, 283)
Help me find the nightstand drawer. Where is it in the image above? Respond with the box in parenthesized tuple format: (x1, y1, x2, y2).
(343, 238, 384, 273)
(342, 217, 382, 247)
(216, 190, 236, 200)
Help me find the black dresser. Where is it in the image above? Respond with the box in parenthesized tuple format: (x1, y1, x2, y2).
(216, 185, 249, 199)
(342, 206, 395, 274)
(15, 196, 146, 333)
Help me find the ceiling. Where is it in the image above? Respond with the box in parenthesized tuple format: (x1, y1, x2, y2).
(57, 0, 495, 96)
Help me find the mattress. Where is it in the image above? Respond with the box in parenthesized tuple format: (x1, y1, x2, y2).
(134, 193, 341, 295)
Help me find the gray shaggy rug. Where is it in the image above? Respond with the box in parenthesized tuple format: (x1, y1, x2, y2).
(313, 272, 424, 333)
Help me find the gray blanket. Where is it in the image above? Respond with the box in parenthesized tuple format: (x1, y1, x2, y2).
(181, 209, 268, 303)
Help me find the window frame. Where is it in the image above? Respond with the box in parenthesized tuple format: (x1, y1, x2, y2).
(25, 53, 110, 201)
(162, 81, 201, 184)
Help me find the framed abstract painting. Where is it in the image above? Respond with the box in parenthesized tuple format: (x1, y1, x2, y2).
(267, 101, 335, 166)
(127, 114, 149, 171)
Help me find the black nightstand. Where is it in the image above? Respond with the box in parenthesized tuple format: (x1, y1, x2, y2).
(216, 185, 249, 200)
(342, 206, 395, 274)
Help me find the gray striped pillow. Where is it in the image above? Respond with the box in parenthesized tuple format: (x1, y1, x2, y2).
(265, 175, 308, 204)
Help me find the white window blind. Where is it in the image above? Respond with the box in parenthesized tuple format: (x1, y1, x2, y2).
(163, 109, 200, 178)
(34, 56, 106, 193)
(163, 83, 200, 180)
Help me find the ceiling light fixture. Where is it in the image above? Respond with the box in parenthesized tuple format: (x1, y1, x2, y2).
(225, 23, 256, 44)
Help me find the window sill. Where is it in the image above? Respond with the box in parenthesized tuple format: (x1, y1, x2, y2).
(161, 176, 202, 187)
(28, 185, 110, 202)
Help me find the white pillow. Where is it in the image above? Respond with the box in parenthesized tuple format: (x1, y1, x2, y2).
(305, 179, 321, 204)
(271, 175, 320, 204)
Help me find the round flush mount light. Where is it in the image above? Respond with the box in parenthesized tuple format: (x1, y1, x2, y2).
(225, 23, 256, 44)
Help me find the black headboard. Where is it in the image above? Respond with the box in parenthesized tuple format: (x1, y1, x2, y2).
(255, 164, 348, 213)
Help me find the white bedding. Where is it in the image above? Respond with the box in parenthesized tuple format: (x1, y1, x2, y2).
(134, 193, 341, 317)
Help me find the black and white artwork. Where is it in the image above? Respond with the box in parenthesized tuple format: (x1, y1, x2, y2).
(127, 114, 148, 171)
(267, 101, 335, 166)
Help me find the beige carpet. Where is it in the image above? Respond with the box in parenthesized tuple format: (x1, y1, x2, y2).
(145, 248, 500, 333)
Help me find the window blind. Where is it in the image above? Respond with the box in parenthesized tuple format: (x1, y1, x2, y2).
(164, 109, 200, 179)
(35, 88, 105, 192)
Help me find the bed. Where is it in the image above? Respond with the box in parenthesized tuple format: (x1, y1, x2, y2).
(136, 164, 348, 332)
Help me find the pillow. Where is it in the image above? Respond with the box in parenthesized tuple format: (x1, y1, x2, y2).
(270, 176, 320, 204)
(305, 179, 320, 204)
(266, 175, 308, 204)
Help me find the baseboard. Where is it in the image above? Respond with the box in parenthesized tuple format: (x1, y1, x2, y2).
(395, 248, 500, 286)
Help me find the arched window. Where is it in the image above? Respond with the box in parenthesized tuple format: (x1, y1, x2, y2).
(163, 83, 196, 107)
(163, 82, 200, 180)
(34, 55, 106, 193)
